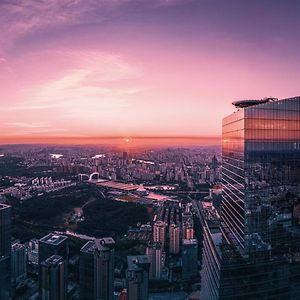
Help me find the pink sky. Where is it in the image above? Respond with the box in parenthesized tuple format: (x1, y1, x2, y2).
(1, 0, 300, 144)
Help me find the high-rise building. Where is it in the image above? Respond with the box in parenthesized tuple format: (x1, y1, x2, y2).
(80, 237, 115, 300)
(199, 202, 221, 300)
(146, 242, 163, 280)
(153, 221, 166, 248)
(38, 233, 68, 264)
(182, 239, 198, 280)
(182, 222, 194, 240)
(127, 255, 150, 300)
(0, 204, 11, 300)
(39, 255, 67, 300)
(182, 208, 193, 224)
(11, 241, 27, 286)
(38, 233, 68, 299)
(211, 155, 218, 170)
(169, 224, 180, 254)
(201, 97, 300, 299)
(182, 207, 194, 240)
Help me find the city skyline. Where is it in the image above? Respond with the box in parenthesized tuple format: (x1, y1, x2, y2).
(2, 2, 300, 296)
(1, 0, 300, 144)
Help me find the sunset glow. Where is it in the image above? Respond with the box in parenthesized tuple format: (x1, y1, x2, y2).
(1, 0, 300, 144)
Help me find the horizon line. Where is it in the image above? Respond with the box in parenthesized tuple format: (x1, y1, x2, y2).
(0, 136, 222, 146)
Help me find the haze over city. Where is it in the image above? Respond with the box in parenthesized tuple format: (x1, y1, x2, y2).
(1, 0, 300, 144)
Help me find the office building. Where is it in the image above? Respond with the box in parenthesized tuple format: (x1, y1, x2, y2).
(127, 255, 150, 300)
(146, 242, 163, 280)
(199, 202, 221, 300)
(201, 97, 300, 299)
(80, 237, 115, 300)
(39, 255, 67, 300)
(0, 204, 11, 300)
(169, 224, 180, 254)
(38, 233, 68, 264)
(153, 221, 166, 248)
(182, 239, 198, 280)
(38, 233, 68, 299)
(11, 241, 27, 286)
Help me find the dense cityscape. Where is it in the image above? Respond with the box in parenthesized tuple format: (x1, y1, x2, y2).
(1, 96, 300, 300)
(1, 0, 300, 299)
(0, 140, 221, 299)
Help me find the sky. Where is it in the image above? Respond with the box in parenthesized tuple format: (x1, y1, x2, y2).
(1, 0, 300, 144)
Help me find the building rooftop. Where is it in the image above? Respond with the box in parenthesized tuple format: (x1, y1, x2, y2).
(136, 185, 147, 192)
(154, 221, 166, 227)
(11, 242, 25, 251)
(147, 241, 162, 250)
(169, 223, 179, 229)
(127, 255, 150, 271)
(232, 97, 278, 108)
(39, 233, 67, 246)
(96, 180, 139, 191)
(201, 201, 220, 223)
(81, 237, 115, 253)
(182, 239, 198, 246)
(41, 255, 63, 266)
(145, 192, 170, 201)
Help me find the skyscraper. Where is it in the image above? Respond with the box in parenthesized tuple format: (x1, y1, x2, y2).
(38, 233, 68, 299)
(182, 207, 194, 240)
(201, 96, 300, 299)
(211, 155, 218, 170)
(146, 242, 163, 280)
(182, 207, 193, 223)
(199, 201, 221, 300)
(127, 255, 150, 300)
(182, 239, 198, 280)
(0, 204, 11, 300)
(80, 237, 115, 300)
(153, 221, 166, 249)
(11, 241, 27, 287)
(182, 222, 194, 240)
(38, 233, 68, 264)
(169, 224, 180, 254)
(39, 255, 67, 300)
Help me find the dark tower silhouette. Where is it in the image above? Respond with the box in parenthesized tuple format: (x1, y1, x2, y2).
(0, 204, 11, 300)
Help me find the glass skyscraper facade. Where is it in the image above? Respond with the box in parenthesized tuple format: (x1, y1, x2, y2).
(201, 96, 300, 300)
(220, 96, 300, 299)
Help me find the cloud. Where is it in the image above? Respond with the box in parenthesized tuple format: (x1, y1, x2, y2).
(5, 122, 50, 128)
(3, 121, 68, 136)
(5, 104, 59, 111)
(0, 0, 194, 50)
(7, 50, 142, 118)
